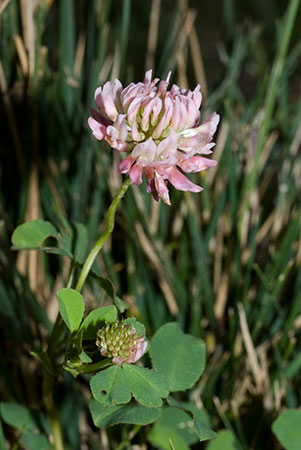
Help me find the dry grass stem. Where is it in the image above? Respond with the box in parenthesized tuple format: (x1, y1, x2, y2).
(206, 120, 229, 186)
(20, 0, 35, 80)
(238, 303, 265, 393)
(0, 61, 24, 175)
(214, 273, 229, 320)
(74, 32, 86, 79)
(149, 199, 161, 235)
(13, 35, 29, 76)
(189, 25, 208, 101)
(145, 0, 161, 70)
(111, 42, 120, 80)
(135, 222, 179, 316)
(0, 0, 12, 16)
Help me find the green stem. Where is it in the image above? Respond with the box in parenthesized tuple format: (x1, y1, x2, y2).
(75, 176, 131, 292)
(66, 358, 112, 374)
(48, 405, 64, 450)
(43, 372, 64, 450)
(115, 425, 142, 450)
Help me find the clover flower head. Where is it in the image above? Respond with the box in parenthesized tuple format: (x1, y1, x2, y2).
(96, 320, 147, 366)
(88, 70, 219, 204)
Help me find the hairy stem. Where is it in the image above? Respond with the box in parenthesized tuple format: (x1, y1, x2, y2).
(75, 176, 131, 292)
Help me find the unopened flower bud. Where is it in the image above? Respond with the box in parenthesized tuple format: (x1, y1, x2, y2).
(96, 320, 147, 366)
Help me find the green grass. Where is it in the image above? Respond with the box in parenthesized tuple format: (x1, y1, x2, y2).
(0, 0, 300, 448)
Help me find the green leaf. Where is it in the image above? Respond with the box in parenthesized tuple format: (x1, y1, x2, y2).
(123, 364, 169, 407)
(20, 432, 52, 450)
(161, 399, 216, 443)
(207, 430, 240, 449)
(0, 420, 6, 450)
(90, 398, 161, 428)
(90, 366, 131, 406)
(0, 402, 39, 432)
(56, 288, 85, 333)
(272, 409, 301, 450)
(30, 351, 56, 377)
(90, 364, 169, 408)
(114, 295, 130, 313)
(150, 404, 214, 446)
(148, 424, 190, 450)
(124, 317, 146, 336)
(58, 222, 88, 263)
(79, 351, 92, 363)
(181, 401, 211, 429)
(72, 223, 88, 263)
(149, 323, 206, 391)
(193, 416, 217, 442)
(90, 272, 129, 312)
(11, 219, 58, 250)
(150, 407, 197, 446)
(79, 305, 117, 339)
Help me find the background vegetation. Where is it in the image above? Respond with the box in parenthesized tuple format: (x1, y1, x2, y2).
(0, 0, 300, 448)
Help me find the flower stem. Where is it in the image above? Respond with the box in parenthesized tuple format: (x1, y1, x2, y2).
(115, 425, 142, 450)
(75, 176, 131, 292)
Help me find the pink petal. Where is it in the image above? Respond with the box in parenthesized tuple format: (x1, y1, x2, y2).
(90, 107, 112, 127)
(194, 142, 216, 155)
(131, 138, 157, 165)
(118, 156, 134, 174)
(166, 167, 203, 192)
(158, 71, 172, 95)
(126, 338, 148, 364)
(178, 133, 204, 148)
(111, 79, 123, 104)
(127, 95, 144, 122)
(179, 156, 217, 173)
(153, 98, 173, 139)
(192, 85, 202, 109)
(113, 114, 128, 142)
(154, 171, 171, 205)
(146, 178, 160, 202)
(165, 71, 172, 83)
(107, 140, 130, 152)
(112, 356, 124, 366)
(144, 69, 153, 84)
(88, 117, 106, 140)
(144, 166, 155, 180)
(178, 101, 188, 131)
(186, 99, 198, 128)
(154, 130, 178, 165)
(129, 164, 143, 185)
(102, 95, 119, 121)
(131, 117, 141, 141)
(106, 125, 118, 141)
(94, 87, 105, 112)
(120, 83, 139, 110)
(180, 112, 220, 138)
(170, 96, 181, 129)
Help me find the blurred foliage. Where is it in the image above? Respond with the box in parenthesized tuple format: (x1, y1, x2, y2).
(0, 0, 300, 448)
